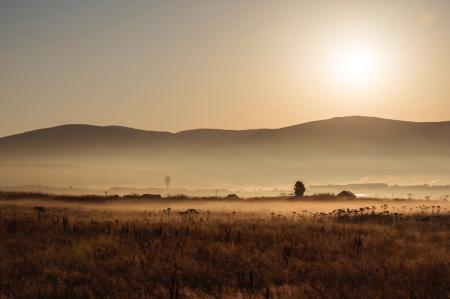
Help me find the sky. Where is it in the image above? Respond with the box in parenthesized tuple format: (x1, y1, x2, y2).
(1, 0, 449, 137)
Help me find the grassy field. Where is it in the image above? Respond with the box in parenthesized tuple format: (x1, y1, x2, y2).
(0, 195, 449, 298)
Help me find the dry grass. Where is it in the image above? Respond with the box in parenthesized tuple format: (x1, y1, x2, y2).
(0, 197, 449, 298)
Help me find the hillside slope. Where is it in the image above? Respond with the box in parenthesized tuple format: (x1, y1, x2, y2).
(1, 116, 450, 187)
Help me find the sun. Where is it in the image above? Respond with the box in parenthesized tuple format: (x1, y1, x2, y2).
(330, 43, 380, 87)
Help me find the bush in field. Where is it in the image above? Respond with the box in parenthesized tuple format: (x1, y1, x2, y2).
(294, 181, 306, 197)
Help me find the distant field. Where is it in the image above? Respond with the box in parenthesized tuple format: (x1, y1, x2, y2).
(0, 195, 449, 298)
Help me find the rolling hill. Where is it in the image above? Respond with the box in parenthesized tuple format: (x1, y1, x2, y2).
(1, 116, 450, 188)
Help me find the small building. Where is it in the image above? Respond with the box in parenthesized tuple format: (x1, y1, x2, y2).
(225, 194, 240, 200)
(337, 190, 357, 198)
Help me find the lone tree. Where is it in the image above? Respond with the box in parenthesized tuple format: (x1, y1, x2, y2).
(294, 181, 306, 197)
(164, 176, 172, 189)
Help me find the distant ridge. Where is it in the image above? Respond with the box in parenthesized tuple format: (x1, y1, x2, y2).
(4, 115, 450, 138)
(1, 116, 450, 187)
(2, 116, 450, 156)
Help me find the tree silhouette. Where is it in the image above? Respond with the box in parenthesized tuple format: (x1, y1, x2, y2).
(294, 181, 306, 197)
(164, 176, 172, 189)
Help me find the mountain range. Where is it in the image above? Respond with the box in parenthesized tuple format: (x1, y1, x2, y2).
(1, 116, 450, 188)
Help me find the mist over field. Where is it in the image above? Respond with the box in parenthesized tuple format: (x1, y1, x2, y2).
(1, 116, 450, 193)
(2, 1, 450, 297)
(3, 198, 450, 217)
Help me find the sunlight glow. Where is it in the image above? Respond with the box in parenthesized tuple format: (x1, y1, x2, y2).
(330, 43, 380, 88)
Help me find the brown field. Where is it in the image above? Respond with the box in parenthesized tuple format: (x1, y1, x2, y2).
(0, 195, 449, 299)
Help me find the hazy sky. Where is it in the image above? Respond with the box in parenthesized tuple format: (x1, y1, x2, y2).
(1, 0, 449, 137)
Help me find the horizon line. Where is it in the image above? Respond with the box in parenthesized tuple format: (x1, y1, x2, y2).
(3, 115, 450, 139)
